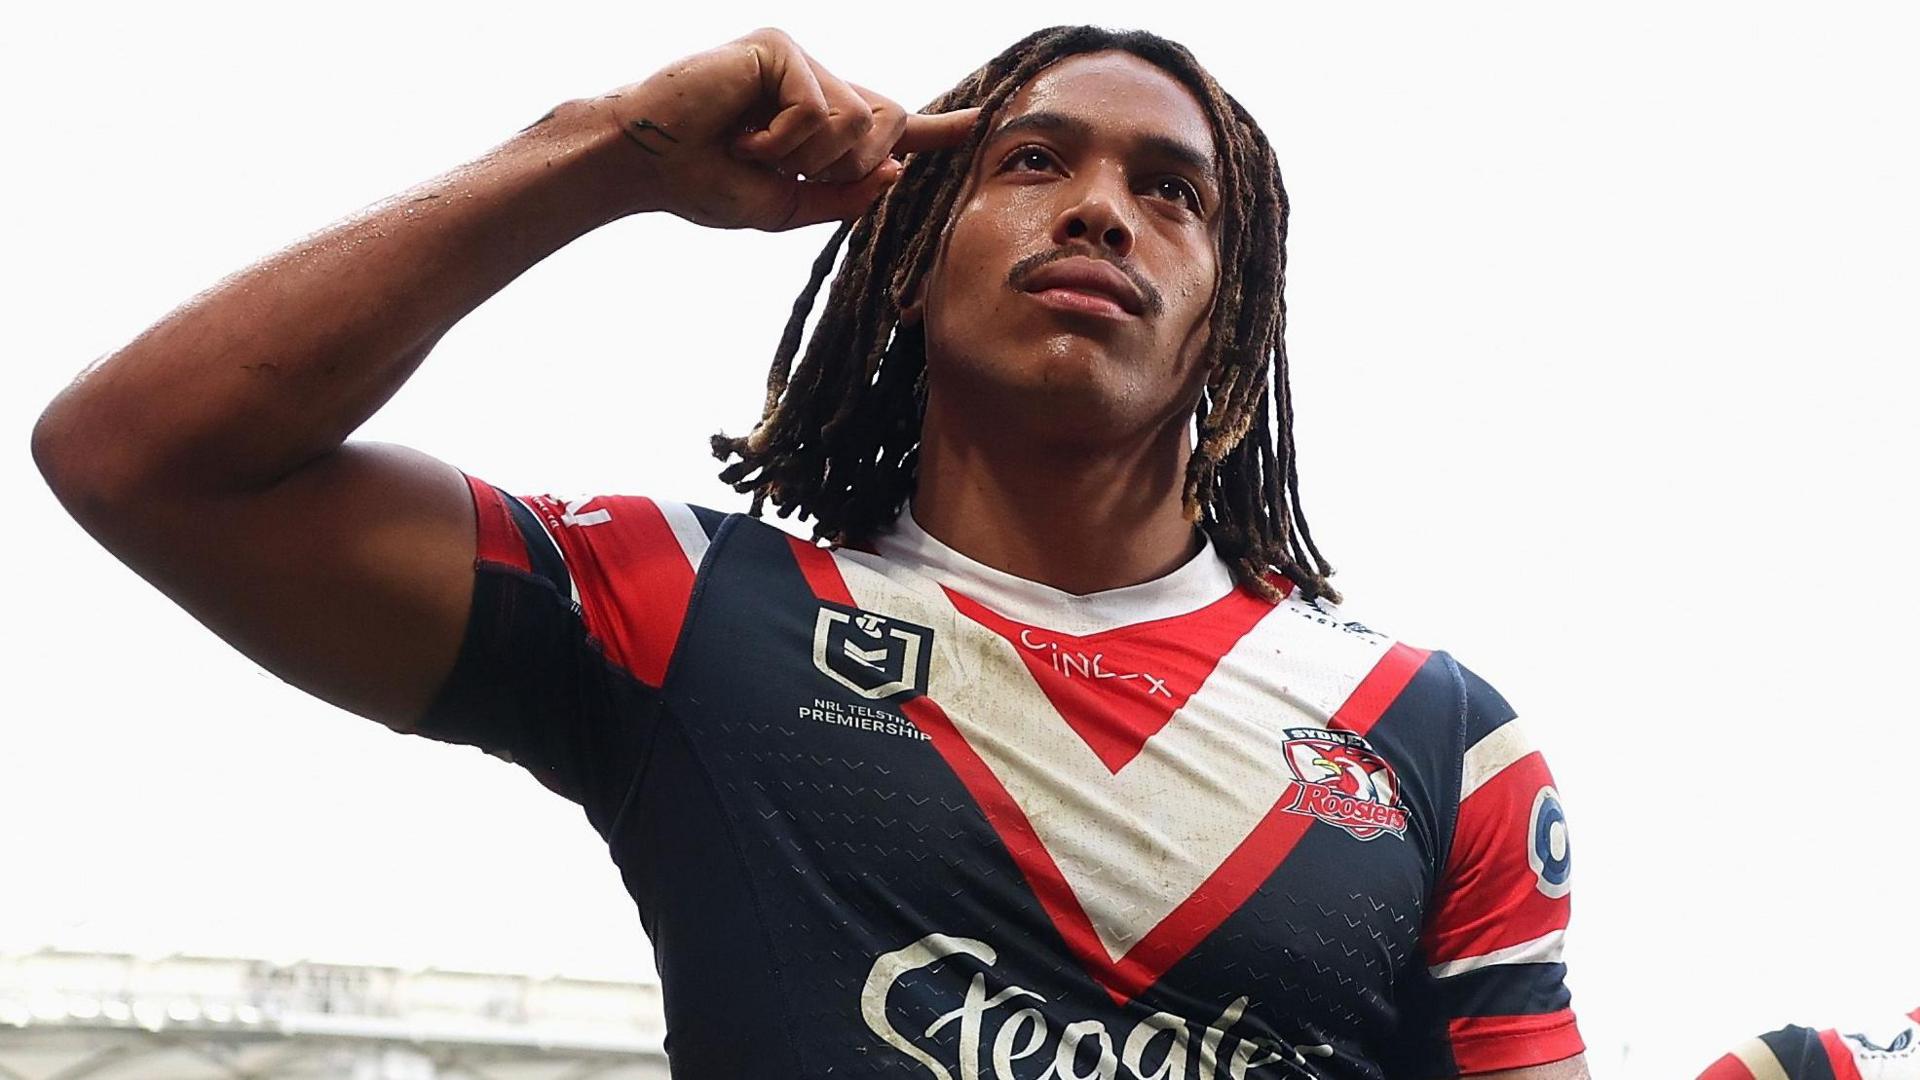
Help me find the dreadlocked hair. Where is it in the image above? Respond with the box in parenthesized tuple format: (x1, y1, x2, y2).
(711, 25, 1339, 604)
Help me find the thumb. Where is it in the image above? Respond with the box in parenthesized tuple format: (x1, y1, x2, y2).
(776, 158, 905, 230)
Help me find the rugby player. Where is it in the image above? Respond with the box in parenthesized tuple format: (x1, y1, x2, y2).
(34, 26, 1587, 1079)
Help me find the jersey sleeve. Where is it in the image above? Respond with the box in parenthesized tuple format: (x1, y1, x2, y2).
(1701, 1009, 1920, 1079)
(1412, 660, 1583, 1075)
(1698, 1025, 1826, 1080)
(408, 472, 724, 837)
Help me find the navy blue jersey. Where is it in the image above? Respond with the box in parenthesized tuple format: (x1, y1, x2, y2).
(412, 476, 1583, 1078)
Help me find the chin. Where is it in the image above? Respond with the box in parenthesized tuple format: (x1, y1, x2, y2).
(956, 321, 1129, 382)
(930, 347, 1156, 449)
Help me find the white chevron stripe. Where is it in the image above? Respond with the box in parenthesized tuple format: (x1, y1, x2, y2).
(832, 548, 1397, 963)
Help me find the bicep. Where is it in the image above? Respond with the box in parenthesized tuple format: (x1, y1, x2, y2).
(87, 440, 478, 731)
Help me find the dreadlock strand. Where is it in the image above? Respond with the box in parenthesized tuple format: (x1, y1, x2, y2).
(771, 220, 858, 410)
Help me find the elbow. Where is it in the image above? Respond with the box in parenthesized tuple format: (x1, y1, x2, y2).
(33, 387, 87, 499)
(32, 377, 140, 525)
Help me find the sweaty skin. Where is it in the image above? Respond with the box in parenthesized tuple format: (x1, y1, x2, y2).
(907, 52, 1223, 597)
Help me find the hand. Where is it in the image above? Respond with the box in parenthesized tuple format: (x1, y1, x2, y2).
(594, 28, 979, 231)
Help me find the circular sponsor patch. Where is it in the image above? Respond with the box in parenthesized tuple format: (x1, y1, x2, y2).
(1527, 786, 1571, 898)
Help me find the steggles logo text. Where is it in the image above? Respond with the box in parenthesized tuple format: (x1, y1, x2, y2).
(861, 934, 1331, 1080)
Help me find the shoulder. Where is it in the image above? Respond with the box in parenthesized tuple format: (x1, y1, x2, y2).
(1305, 592, 1521, 753)
(462, 477, 776, 686)
(1260, 586, 1417, 678)
(1271, 593, 1561, 844)
(1261, 587, 1490, 738)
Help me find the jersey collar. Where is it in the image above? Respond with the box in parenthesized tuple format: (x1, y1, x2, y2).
(867, 507, 1239, 637)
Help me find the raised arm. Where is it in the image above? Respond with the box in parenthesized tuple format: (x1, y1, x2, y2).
(30, 28, 976, 732)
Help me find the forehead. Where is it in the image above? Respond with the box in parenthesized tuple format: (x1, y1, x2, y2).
(989, 50, 1216, 164)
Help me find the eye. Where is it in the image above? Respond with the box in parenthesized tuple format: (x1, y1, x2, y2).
(999, 145, 1060, 173)
(1151, 176, 1204, 215)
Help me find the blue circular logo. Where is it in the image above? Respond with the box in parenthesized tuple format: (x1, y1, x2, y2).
(1527, 786, 1571, 898)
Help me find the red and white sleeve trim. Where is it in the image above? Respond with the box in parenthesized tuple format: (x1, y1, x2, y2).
(1460, 718, 1533, 800)
(1427, 927, 1566, 979)
(1449, 1011, 1584, 1075)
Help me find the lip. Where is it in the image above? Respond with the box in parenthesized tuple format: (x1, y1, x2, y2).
(1020, 257, 1145, 317)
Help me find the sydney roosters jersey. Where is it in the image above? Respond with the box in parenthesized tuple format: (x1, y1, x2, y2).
(1701, 1009, 1920, 1080)
(414, 476, 1583, 1079)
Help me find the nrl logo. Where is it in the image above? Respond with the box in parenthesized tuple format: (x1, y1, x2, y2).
(812, 603, 934, 701)
(1280, 727, 1409, 841)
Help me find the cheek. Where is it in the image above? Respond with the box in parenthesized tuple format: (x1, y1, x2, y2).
(942, 198, 1020, 276)
(925, 201, 1025, 327)
(1171, 276, 1212, 318)
(938, 217, 994, 295)
(1168, 259, 1219, 361)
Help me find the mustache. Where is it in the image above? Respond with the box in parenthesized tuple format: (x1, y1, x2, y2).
(1005, 248, 1164, 319)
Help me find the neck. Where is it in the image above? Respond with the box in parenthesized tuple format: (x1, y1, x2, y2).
(910, 390, 1204, 596)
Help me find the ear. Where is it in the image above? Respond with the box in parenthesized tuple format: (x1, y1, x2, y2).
(896, 273, 926, 327)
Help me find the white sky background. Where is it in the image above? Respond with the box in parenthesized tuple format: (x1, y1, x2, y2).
(3, 2, 1916, 1075)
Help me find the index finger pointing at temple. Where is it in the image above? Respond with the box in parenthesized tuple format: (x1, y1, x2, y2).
(894, 107, 983, 155)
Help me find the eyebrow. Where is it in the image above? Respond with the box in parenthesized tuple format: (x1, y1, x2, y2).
(985, 110, 1220, 191)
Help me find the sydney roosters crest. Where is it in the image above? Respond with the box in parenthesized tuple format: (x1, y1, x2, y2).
(1280, 727, 1409, 841)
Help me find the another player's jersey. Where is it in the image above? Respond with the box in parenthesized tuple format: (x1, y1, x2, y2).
(1702, 1009, 1920, 1080)
(413, 477, 1584, 1079)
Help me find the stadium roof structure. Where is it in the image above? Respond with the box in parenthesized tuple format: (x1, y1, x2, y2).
(0, 947, 668, 1079)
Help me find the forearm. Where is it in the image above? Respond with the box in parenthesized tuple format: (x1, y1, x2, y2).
(33, 96, 650, 509)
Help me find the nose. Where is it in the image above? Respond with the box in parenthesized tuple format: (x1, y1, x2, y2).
(1050, 168, 1135, 258)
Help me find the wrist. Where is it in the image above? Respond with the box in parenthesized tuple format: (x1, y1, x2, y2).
(498, 95, 670, 225)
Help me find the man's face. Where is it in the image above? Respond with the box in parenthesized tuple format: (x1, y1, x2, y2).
(908, 50, 1223, 448)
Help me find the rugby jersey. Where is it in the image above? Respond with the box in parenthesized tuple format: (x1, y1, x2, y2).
(412, 477, 1584, 1078)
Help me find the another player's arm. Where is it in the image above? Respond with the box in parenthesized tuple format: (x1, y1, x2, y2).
(31, 29, 976, 732)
